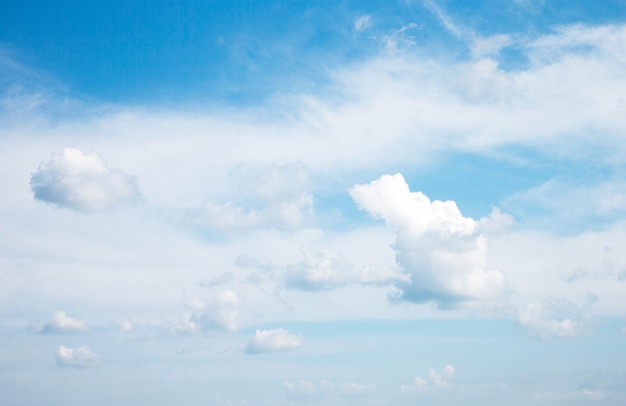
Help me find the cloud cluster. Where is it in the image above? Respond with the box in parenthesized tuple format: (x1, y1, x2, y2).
(285, 248, 403, 291)
(55, 345, 100, 368)
(401, 365, 455, 392)
(194, 163, 313, 233)
(283, 379, 375, 401)
(30, 148, 140, 211)
(517, 297, 594, 340)
(40, 311, 88, 334)
(244, 328, 302, 354)
(350, 174, 504, 307)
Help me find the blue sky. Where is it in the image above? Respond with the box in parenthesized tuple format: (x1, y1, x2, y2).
(2, 1, 626, 405)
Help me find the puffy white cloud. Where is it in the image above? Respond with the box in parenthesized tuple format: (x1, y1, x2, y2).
(179, 290, 239, 333)
(350, 173, 504, 307)
(30, 148, 139, 212)
(401, 365, 455, 392)
(244, 328, 302, 354)
(55, 345, 100, 368)
(192, 162, 313, 233)
(40, 311, 88, 334)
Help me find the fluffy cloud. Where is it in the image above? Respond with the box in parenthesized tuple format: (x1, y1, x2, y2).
(40, 311, 88, 334)
(192, 162, 313, 233)
(244, 328, 302, 354)
(350, 174, 504, 307)
(178, 290, 239, 333)
(30, 148, 140, 211)
(401, 365, 455, 392)
(55, 345, 100, 368)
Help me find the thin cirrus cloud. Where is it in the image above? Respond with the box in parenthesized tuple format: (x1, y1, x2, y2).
(39, 310, 88, 334)
(30, 147, 140, 212)
(55, 345, 100, 368)
(350, 174, 505, 308)
(244, 328, 302, 354)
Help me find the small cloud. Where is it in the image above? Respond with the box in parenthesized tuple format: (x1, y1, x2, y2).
(30, 148, 140, 212)
(40, 311, 88, 334)
(113, 318, 135, 333)
(285, 248, 402, 291)
(55, 345, 100, 368)
(191, 162, 313, 233)
(341, 382, 376, 396)
(354, 15, 372, 32)
(402, 365, 455, 392)
(284, 380, 335, 401)
(244, 328, 302, 354)
(178, 290, 239, 333)
(517, 299, 590, 340)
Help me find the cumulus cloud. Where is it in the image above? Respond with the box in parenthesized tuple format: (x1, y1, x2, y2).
(30, 148, 140, 211)
(193, 162, 313, 233)
(40, 311, 88, 334)
(55, 345, 100, 368)
(244, 328, 302, 354)
(401, 365, 455, 392)
(349, 173, 504, 307)
(178, 290, 239, 333)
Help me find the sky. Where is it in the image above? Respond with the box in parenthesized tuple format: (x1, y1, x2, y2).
(1, 0, 626, 404)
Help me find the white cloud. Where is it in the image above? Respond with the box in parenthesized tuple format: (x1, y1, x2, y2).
(354, 15, 372, 32)
(40, 310, 88, 334)
(517, 300, 587, 340)
(350, 174, 504, 307)
(113, 318, 135, 333)
(341, 382, 376, 395)
(285, 248, 403, 291)
(55, 345, 100, 368)
(401, 365, 455, 392)
(179, 290, 239, 333)
(30, 148, 139, 212)
(244, 327, 302, 354)
(191, 162, 313, 233)
(284, 380, 335, 401)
